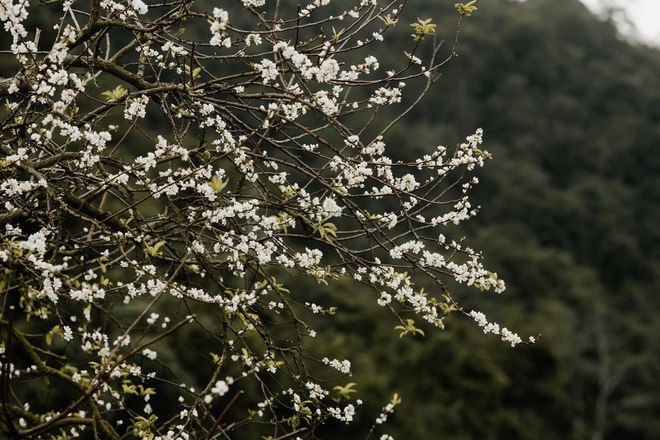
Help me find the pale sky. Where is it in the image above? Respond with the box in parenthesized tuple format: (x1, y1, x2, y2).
(579, 0, 660, 46)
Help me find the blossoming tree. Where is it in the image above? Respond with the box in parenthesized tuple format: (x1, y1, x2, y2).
(0, 0, 529, 438)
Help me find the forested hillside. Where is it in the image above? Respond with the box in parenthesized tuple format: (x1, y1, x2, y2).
(321, 0, 660, 438)
(2, 0, 659, 438)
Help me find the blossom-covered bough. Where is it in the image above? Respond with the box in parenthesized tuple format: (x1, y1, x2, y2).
(0, 0, 530, 438)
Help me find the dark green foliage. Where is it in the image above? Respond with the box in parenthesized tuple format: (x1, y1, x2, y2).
(312, 0, 660, 438)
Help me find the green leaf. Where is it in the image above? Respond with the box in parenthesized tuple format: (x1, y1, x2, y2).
(333, 382, 358, 400)
(209, 176, 229, 193)
(268, 276, 290, 293)
(184, 64, 202, 79)
(331, 26, 345, 43)
(123, 382, 139, 395)
(97, 256, 108, 273)
(378, 14, 398, 26)
(394, 319, 425, 338)
(277, 212, 291, 234)
(455, 1, 478, 16)
(144, 240, 167, 257)
(46, 327, 56, 345)
(314, 221, 337, 242)
(410, 18, 436, 40)
(101, 85, 128, 102)
(139, 385, 156, 396)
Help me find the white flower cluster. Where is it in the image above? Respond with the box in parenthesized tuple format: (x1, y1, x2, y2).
(328, 404, 357, 423)
(124, 95, 149, 119)
(101, 0, 148, 20)
(369, 86, 402, 105)
(300, 0, 331, 17)
(128, 0, 148, 15)
(210, 8, 231, 47)
(469, 311, 533, 347)
(255, 59, 278, 84)
(376, 401, 396, 424)
(322, 357, 352, 374)
(306, 381, 329, 400)
(0, 0, 29, 60)
(203, 379, 230, 404)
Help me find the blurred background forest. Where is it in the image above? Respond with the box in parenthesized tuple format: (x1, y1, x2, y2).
(7, 0, 660, 438)
(312, 0, 660, 438)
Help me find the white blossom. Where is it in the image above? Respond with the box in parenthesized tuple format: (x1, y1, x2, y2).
(124, 95, 149, 119)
